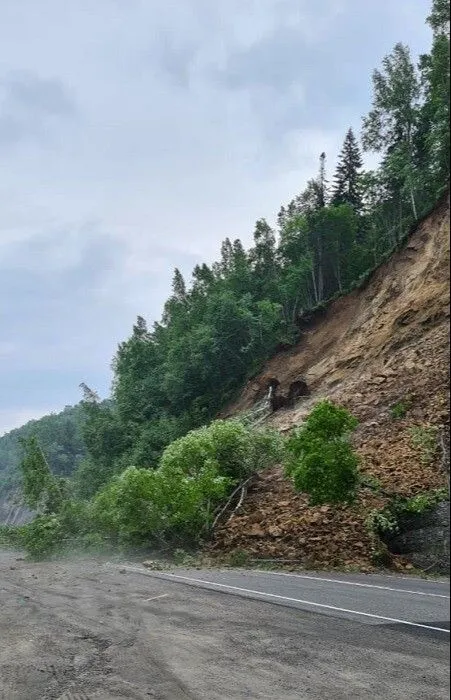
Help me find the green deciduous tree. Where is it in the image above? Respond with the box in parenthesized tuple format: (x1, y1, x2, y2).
(284, 400, 360, 505)
(417, 0, 450, 196)
(362, 42, 421, 220)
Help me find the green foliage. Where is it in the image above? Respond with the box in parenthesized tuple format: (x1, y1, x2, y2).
(90, 420, 283, 547)
(0, 524, 25, 549)
(401, 487, 448, 514)
(19, 436, 54, 510)
(366, 488, 448, 539)
(20, 515, 64, 558)
(0, 404, 86, 499)
(12, 435, 97, 558)
(16, 495, 99, 560)
(366, 508, 399, 536)
(332, 128, 364, 211)
(418, 0, 450, 194)
(362, 42, 421, 220)
(389, 398, 413, 419)
(160, 420, 284, 482)
(91, 463, 231, 546)
(409, 425, 439, 464)
(284, 400, 360, 505)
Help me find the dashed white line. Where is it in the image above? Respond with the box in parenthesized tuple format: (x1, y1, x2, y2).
(117, 566, 450, 634)
(145, 593, 168, 602)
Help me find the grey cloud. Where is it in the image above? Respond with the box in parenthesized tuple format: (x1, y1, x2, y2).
(5, 71, 74, 115)
(215, 27, 309, 92)
(210, 0, 431, 135)
(154, 32, 199, 88)
(0, 71, 76, 152)
(0, 0, 431, 433)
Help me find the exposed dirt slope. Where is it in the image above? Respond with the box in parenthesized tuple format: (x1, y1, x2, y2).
(212, 195, 450, 570)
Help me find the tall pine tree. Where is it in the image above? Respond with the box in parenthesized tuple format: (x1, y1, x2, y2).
(332, 128, 363, 211)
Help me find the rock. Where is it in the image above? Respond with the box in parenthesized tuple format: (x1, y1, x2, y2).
(372, 376, 386, 384)
(249, 524, 265, 537)
(268, 526, 283, 537)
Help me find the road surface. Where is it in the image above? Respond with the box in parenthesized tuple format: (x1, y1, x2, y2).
(135, 565, 450, 633)
(0, 551, 449, 699)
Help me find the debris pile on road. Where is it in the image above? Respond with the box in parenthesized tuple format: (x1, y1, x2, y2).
(209, 467, 386, 569)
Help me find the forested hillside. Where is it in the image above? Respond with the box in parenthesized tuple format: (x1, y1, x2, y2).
(75, 0, 449, 498)
(0, 405, 86, 497)
(1, 0, 448, 564)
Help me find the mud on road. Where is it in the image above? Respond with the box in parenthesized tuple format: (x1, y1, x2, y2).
(0, 551, 449, 699)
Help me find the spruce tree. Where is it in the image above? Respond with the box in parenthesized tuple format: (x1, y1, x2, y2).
(171, 268, 187, 302)
(332, 128, 363, 211)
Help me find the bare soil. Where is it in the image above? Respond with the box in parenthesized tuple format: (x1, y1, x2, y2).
(213, 195, 450, 568)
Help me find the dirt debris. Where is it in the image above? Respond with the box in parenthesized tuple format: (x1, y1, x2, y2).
(211, 195, 450, 571)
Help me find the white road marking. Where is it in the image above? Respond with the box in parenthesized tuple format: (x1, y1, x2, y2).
(145, 593, 168, 602)
(245, 570, 450, 599)
(117, 565, 450, 634)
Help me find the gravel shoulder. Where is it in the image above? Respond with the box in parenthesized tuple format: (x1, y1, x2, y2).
(0, 551, 449, 700)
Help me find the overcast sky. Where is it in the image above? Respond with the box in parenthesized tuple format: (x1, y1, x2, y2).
(0, 0, 432, 435)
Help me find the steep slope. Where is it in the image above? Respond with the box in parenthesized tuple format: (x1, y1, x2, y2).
(212, 194, 450, 569)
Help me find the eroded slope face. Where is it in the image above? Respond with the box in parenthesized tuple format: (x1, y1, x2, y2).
(227, 195, 449, 422)
(212, 196, 450, 569)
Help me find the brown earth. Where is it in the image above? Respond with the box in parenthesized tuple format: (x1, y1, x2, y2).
(211, 194, 450, 570)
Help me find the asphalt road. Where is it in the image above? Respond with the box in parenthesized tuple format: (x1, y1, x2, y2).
(128, 565, 450, 634)
(0, 551, 449, 699)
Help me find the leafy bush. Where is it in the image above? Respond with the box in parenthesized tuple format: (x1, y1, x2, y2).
(20, 514, 64, 558)
(284, 400, 359, 505)
(160, 419, 284, 481)
(366, 508, 399, 536)
(401, 488, 448, 515)
(91, 420, 283, 547)
(17, 499, 94, 559)
(0, 524, 25, 549)
(366, 488, 448, 539)
(409, 425, 439, 464)
(389, 398, 412, 420)
(72, 457, 118, 500)
(91, 462, 231, 545)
